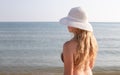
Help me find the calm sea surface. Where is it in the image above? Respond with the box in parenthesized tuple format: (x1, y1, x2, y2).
(0, 22, 120, 69)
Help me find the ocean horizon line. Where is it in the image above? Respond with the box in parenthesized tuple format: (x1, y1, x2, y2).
(0, 21, 120, 23)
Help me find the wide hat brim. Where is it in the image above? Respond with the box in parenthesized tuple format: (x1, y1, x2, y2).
(59, 17, 93, 32)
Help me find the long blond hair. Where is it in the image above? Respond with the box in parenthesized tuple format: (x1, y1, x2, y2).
(72, 27, 98, 70)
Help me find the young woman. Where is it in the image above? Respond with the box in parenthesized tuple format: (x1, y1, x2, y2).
(59, 7, 98, 75)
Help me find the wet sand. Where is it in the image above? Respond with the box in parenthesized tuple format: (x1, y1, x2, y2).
(0, 66, 120, 75)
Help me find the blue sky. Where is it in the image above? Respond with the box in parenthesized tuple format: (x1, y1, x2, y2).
(0, 0, 120, 22)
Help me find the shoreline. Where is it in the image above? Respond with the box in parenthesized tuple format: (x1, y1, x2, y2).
(0, 66, 120, 75)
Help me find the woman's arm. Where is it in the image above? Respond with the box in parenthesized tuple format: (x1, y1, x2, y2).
(63, 42, 74, 75)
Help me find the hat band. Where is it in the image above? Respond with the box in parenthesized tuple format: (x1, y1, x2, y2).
(67, 16, 88, 23)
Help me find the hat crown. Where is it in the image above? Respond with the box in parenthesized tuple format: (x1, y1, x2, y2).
(68, 7, 88, 22)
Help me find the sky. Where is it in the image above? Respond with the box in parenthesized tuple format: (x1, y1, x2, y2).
(0, 0, 120, 22)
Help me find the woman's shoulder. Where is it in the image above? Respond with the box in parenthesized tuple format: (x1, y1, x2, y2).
(64, 40, 77, 46)
(63, 40, 78, 52)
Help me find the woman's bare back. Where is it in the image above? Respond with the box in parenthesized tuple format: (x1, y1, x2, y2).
(62, 40, 93, 75)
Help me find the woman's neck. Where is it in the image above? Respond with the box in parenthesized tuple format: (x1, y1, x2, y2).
(71, 35, 78, 41)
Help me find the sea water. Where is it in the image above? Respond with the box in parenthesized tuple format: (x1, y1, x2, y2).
(0, 22, 120, 70)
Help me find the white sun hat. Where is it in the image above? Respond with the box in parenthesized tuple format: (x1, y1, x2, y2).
(59, 7, 93, 32)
